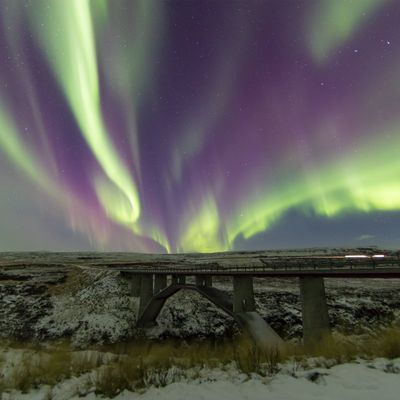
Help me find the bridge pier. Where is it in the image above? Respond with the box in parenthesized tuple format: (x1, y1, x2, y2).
(299, 276, 330, 347)
(171, 275, 186, 285)
(154, 274, 167, 293)
(128, 274, 141, 297)
(139, 274, 154, 315)
(195, 275, 212, 287)
(177, 275, 186, 284)
(233, 276, 256, 312)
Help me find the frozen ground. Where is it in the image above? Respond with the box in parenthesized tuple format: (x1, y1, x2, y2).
(1, 357, 400, 400)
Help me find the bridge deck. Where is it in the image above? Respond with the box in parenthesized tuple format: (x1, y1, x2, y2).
(1, 251, 399, 278)
(119, 268, 400, 278)
(115, 257, 400, 278)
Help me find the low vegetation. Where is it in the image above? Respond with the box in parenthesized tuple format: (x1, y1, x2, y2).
(0, 327, 399, 398)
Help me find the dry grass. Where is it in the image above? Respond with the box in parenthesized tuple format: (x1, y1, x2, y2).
(4, 350, 72, 393)
(284, 326, 400, 367)
(91, 355, 181, 397)
(364, 327, 400, 359)
(308, 334, 360, 364)
(0, 327, 399, 396)
(232, 336, 283, 376)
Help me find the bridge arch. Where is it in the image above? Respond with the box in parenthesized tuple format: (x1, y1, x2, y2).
(137, 283, 283, 350)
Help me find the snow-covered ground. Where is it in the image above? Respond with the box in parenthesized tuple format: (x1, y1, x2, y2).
(117, 360, 400, 400)
(1, 358, 399, 400)
(130, 361, 400, 400)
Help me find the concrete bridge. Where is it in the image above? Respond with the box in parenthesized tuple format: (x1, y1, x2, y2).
(114, 252, 400, 350)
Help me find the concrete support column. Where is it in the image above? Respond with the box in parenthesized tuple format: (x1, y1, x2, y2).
(299, 276, 330, 347)
(139, 274, 154, 315)
(195, 275, 212, 287)
(154, 274, 167, 293)
(129, 274, 142, 297)
(233, 276, 256, 313)
(171, 275, 186, 285)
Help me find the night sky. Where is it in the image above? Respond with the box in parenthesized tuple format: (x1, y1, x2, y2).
(0, 0, 400, 252)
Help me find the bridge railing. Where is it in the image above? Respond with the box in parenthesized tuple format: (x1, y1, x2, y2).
(114, 257, 400, 274)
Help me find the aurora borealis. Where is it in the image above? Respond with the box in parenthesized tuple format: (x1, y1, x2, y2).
(0, 0, 400, 252)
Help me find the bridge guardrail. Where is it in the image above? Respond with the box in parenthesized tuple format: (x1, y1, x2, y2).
(114, 257, 400, 275)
